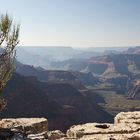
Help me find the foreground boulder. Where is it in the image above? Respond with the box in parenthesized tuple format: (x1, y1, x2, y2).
(115, 111, 140, 124)
(0, 118, 48, 139)
(64, 111, 140, 140)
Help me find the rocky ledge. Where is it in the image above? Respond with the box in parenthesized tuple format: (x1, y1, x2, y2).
(65, 111, 140, 140)
(0, 111, 140, 140)
(0, 118, 48, 139)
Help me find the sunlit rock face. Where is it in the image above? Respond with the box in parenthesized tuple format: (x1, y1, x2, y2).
(64, 111, 140, 140)
(0, 118, 48, 140)
(0, 111, 140, 140)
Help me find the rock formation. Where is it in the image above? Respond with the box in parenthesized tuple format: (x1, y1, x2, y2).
(0, 118, 48, 139)
(0, 111, 140, 139)
(64, 111, 140, 140)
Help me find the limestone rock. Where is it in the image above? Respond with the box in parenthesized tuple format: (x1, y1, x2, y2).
(47, 130, 66, 140)
(0, 112, 140, 140)
(115, 111, 140, 124)
(27, 132, 47, 140)
(0, 118, 48, 134)
(78, 132, 140, 140)
(0, 118, 48, 140)
(65, 111, 140, 140)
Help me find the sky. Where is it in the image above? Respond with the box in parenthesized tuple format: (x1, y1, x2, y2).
(0, 0, 140, 47)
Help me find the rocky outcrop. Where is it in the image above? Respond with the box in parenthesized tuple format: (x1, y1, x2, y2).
(64, 111, 140, 140)
(0, 118, 48, 139)
(115, 111, 140, 124)
(0, 112, 140, 139)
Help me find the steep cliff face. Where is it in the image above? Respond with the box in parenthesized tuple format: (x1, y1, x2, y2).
(16, 64, 85, 90)
(127, 78, 140, 99)
(128, 85, 140, 99)
(49, 53, 140, 78)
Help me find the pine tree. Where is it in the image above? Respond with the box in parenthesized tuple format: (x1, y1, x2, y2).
(0, 14, 20, 110)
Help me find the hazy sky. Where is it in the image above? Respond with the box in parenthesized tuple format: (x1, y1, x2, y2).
(0, 0, 140, 47)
